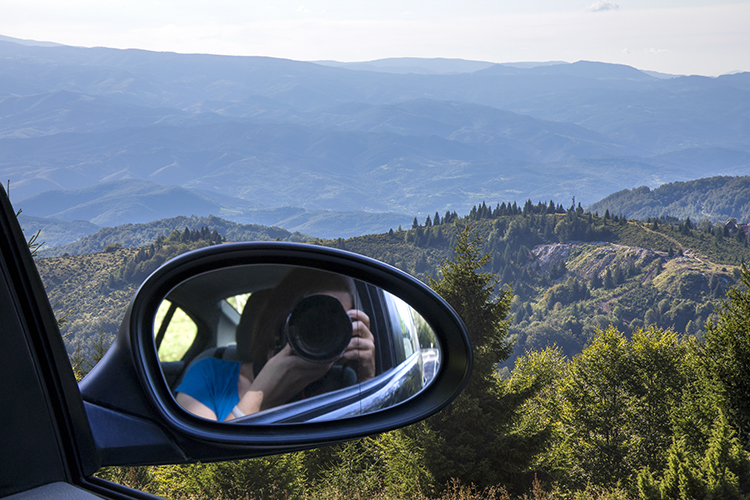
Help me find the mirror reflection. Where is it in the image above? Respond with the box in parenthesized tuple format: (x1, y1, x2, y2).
(154, 264, 441, 423)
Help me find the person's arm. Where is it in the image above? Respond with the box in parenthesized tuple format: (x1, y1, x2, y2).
(230, 345, 333, 418)
(176, 391, 218, 420)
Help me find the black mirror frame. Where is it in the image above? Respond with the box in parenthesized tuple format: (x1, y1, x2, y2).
(81, 242, 471, 465)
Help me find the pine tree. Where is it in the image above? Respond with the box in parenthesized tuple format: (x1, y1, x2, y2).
(413, 225, 546, 492)
(702, 411, 744, 499)
(429, 226, 513, 392)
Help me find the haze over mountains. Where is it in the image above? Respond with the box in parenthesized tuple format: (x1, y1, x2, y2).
(1, 35, 748, 241)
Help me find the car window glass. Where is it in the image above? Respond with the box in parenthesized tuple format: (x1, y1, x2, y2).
(225, 293, 251, 314)
(392, 295, 416, 358)
(154, 300, 198, 362)
(413, 309, 438, 350)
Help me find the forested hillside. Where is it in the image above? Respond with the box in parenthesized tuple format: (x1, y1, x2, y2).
(337, 201, 746, 367)
(36, 214, 311, 257)
(36, 227, 226, 361)
(589, 175, 750, 223)
(78, 226, 750, 500)
(36, 199, 749, 369)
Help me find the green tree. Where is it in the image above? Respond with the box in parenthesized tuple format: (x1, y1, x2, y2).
(641, 412, 750, 500)
(590, 271, 603, 289)
(553, 326, 687, 488)
(506, 346, 569, 481)
(628, 327, 687, 473)
(701, 412, 746, 499)
(429, 225, 513, 398)
(559, 326, 634, 486)
(603, 268, 615, 289)
(700, 263, 750, 447)
(415, 225, 545, 492)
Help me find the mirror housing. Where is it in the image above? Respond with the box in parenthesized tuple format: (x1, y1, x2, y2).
(80, 242, 471, 466)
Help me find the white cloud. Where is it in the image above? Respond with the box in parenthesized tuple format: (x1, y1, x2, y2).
(589, 1, 620, 12)
(296, 5, 310, 14)
(645, 48, 671, 54)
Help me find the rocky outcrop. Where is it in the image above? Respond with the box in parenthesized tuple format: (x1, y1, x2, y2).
(532, 242, 663, 281)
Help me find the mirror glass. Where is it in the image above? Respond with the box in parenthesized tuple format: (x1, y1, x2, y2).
(153, 264, 442, 424)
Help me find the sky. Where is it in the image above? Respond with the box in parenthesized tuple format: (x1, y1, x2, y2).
(1, 0, 748, 76)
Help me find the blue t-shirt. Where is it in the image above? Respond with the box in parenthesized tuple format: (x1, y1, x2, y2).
(176, 357, 241, 421)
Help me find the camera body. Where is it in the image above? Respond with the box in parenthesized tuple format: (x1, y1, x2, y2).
(283, 294, 353, 363)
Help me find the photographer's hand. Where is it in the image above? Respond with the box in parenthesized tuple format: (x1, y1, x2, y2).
(340, 310, 375, 381)
(232, 345, 333, 418)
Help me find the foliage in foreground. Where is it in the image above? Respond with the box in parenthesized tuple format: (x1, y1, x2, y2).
(98, 463, 640, 500)
(508, 265, 750, 498)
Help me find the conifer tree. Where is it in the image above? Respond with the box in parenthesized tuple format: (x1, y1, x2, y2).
(412, 225, 546, 492)
(429, 225, 512, 393)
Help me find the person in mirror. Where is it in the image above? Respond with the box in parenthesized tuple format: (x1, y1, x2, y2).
(175, 268, 375, 421)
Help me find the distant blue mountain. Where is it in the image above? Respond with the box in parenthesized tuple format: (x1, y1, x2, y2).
(1, 37, 748, 233)
(17, 215, 99, 248)
(15, 179, 412, 242)
(313, 57, 496, 75)
(16, 179, 223, 226)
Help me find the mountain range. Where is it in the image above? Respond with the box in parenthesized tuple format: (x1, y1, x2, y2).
(1, 35, 748, 240)
(14, 179, 412, 242)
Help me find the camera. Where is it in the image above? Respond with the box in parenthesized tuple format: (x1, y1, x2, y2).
(284, 294, 353, 363)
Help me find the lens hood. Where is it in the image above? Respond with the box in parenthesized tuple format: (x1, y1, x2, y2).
(285, 294, 352, 363)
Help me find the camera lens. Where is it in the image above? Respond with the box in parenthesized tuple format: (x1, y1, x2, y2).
(285, 294, 352, 363)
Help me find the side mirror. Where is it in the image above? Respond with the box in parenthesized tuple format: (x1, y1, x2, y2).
(80, 243, 471, 466)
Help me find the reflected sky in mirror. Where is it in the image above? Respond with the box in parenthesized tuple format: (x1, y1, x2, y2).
(154, 264, 441, 424)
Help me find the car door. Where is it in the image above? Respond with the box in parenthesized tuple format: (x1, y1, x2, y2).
(0, 188, 101, 498)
